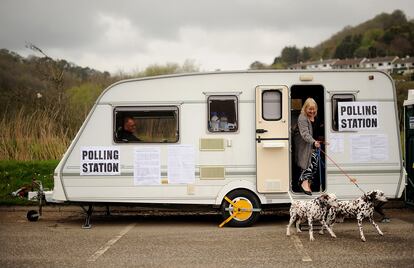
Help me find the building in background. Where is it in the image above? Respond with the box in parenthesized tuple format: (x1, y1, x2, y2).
(394, 56, 414, 74)
(363, 56, 398, 73)
(288, 56, 410, 74)
(331, 58, 366, 69)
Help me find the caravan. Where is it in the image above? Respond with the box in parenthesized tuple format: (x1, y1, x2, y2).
(46, 70, 405, 227)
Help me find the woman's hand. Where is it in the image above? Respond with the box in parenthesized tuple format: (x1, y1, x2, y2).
(314, 141, 320, 148)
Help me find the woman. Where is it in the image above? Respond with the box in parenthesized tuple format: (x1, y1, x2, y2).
(294, 98, 321, 195)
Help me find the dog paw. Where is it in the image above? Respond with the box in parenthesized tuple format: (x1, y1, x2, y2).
(310, 237, 315, 242)
(318, 230, 324, 235)
(379, 231, 384, 236)
(361, 237, 366, 242)
(331, 234, 337, 238)
(297, 229, 302, 233)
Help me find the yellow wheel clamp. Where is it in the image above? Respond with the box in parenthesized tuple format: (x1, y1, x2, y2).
(219, 196, 261, 227)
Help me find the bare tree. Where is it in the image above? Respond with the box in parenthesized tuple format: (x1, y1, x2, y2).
(25, 42, 64, 91)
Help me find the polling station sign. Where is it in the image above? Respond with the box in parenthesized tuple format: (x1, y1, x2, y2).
(338, 102, 379, 131)
(80, 146, 120, 175)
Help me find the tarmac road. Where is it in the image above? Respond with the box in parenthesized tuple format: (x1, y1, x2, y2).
(0, 206, 413, 267)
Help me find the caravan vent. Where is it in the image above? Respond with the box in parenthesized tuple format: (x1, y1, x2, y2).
(199, 166, 225, 180)
(199, 138, 225, 151)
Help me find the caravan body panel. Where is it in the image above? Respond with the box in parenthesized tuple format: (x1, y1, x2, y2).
(54, 70, 403, 204)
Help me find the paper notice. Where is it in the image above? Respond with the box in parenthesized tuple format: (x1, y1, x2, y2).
(133, 147, 161, 185)
(350, 135, 371, 162)
(350, 134, 388, 162)
(371, 135, 388, 161)
(168, 145, 195, 184)
(328, 133, 344, 154)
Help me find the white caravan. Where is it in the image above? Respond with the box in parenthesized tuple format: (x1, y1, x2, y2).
(49, 70, 405, 227)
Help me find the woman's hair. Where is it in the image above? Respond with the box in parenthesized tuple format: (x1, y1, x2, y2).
(301, 98, 318, 116)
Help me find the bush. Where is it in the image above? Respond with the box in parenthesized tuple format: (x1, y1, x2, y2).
(0, 160, 57, 205)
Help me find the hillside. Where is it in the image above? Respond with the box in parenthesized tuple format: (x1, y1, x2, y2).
(264, 10, 414, 68)
(0, 48, 113, 114)
(0, 49, 116, 160)
(311, 10, 413, 60)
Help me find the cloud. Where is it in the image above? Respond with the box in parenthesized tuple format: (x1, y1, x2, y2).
(0, 0, 413, 73)
(94, 13, 146, 54)
(0, 1, 98, 50)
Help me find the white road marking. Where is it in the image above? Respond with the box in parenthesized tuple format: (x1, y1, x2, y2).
(87, 223, 136, 262)
(291, 235, 312, 262)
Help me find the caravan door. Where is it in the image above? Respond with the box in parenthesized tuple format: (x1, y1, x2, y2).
(255, 86, 289, 193)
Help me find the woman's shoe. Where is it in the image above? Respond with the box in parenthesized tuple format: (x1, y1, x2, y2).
(299, 181, 312, 195)
(302, 188, 312, 196)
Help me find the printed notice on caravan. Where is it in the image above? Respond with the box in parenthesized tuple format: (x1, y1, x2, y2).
(168, 145, 195, 184)
(133, 147, 161, 185)
(350, 134, 389, 162)
(328, 133, 344, 153)
(80, 146, 121, 175)
(338, 102, 379, 131)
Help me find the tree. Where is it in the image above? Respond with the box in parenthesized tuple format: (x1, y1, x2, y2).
(385, 10, 407, 29)
(300, 47, 312, 62)
(250, 61, 268, 70)
(270, 57, 286, 69)
(133, 60, 200, 78)
(334, 35, 362, 59)
(25, 42, 64, 91)
(354, 46, 370, 58)
(281, 46, 301, 65)
(143, 63, 180, 77)
(180, 59, 200, 73)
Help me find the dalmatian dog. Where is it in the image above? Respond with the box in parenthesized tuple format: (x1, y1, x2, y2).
(286, 193, 339, 241)
(323, 190, 388, 242)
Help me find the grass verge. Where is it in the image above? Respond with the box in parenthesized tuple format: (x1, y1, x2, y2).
(0, 160, 57, 205)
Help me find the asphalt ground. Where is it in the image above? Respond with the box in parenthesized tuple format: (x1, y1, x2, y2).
(0, 205, 413, 268)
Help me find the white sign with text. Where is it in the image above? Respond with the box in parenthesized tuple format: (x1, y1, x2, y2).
(338, 102, 379, 131)
(80, 146, 121, 175)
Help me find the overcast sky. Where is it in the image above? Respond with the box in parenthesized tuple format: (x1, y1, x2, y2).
(1, 0, 413, 74)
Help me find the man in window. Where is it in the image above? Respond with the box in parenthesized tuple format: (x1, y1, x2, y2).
(117, 116, 141, 142)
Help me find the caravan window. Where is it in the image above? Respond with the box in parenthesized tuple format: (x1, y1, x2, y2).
(332, 94, 355, 131)
(262, 90, 282, 120)
(114, 106, 179, 143)
(208, 95, 238, 132)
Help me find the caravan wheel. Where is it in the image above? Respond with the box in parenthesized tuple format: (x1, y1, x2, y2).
(220, 189, 261, 227)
